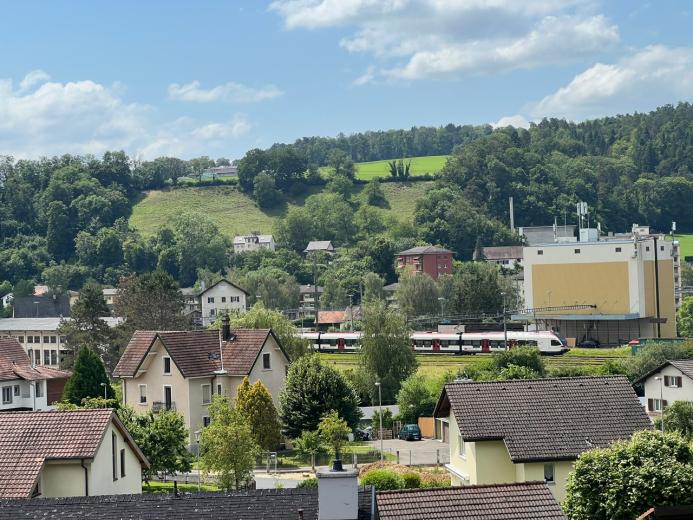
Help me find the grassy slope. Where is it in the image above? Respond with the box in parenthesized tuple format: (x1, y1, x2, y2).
(674, 234, 693, 258)
(130, 182, 433, 238)
(354, 155, 449, 180)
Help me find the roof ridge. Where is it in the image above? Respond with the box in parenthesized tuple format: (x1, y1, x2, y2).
(377, 481, 549, 495)
(446, 374, 626, 386)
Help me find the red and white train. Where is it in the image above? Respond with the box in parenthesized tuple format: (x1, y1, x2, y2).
(300, 330, 569, 355)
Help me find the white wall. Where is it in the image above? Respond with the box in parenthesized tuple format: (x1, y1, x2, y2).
(0, 380, 48, 410)
(247, 334, 288, 409)
(89, 422, 143, 496)
(643, 365, 693, 415)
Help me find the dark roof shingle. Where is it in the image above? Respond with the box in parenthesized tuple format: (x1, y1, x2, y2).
(114, 329, 286, 378)
(436, 376, 651, 462)
(398, 245, 452, 255)
(377, 482, 566, 520)
(0, 488, 375, 519)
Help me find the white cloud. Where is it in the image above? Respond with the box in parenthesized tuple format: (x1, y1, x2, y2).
(0, 73, 253, 159)
(352, 66, 376, 86)
(270, 0, 618, 82)
(492, 114, 530, 128)
(168, 80, 283, 103)
(528, 45, 693, 120)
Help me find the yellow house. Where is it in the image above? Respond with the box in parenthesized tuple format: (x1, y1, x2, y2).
(113, 317, 290, 444)
(0, 409, 149, 498)
(434, 376, 651, 502)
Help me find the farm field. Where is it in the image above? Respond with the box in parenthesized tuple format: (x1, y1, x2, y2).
(318, 347, 630, 377)
(354, 155, 450, 180)
(129, 182, 433, 238)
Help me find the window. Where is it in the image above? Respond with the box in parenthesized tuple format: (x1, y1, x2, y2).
(574, 249, 581, 254)
(207, 297, 215, 304)
(202, 384, 211, 404)
(16, 336, 24, 343)
(661, 245, 665, 251)
(221, 296, 227, 303)
(262, 352, 271, 370)
(203, 416, 211, 428)
(120, 449, 126, 478)
(230, 296, 240, 303)
(163, 357, 171, 374)
(544, 463, 555, 483)
(217, 384, 222, 395)
(139, 385, 147, 404)
(210, 308, 216, 316)
(51, 350, 57, 366)
(112, 432, 118, 481)
(43, 336, 49, 343)
(646, 246, 650, 252)
(458, 435, 466, 459)
(50, 336, 57, 344)
(35, 381, 43, 398)
(59, 336, 66, 344)
(615, 247, 622, 253)
(2, 387, 12, 404)
(13, 385, 20, 397)
(27, 336, 34, 344)
(537, 250, 544, 255)
(34, 336, 40, 344)
(44, 350, 50, 365)
(648, 398, 668, 412)
(34, 350, 40, 365)
(664, 375, 683, 388)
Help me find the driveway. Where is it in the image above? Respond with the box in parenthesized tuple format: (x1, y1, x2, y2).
(367, 438, 449, 466)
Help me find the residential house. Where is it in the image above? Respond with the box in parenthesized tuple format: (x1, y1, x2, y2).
(317, 310, 346, 331)
(113, 317, 290, 443)
(304, 240, 335, 253)
(299, 284, 323, 317)
(0, 409, 148, 498)
(434, 376, 651, 501)
(513, 231, 677, 345)
(477, 245, 524, 268)
(0, 338, 70, 410)
(233, 234, 275, 254)
(198, 279, 248, 327)
(376, 482, 566, 520)
(635, 359, 693, 417)
(396, 246, 453, 279)
(0, 317, 122, 368)
(201, 165, 238, 179)
(102, 288, 118, 311)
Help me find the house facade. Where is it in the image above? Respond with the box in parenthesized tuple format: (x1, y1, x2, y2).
(0, 338, 70, 410)
(434, 376, 651, 501)
(636, 360, 693, 416)
(113, 319, 289, 444)
(396, 246, 453, 279)
(233, 234, 275, 254)
(198, 279, 248, 327)
(0, 409, 148, 498)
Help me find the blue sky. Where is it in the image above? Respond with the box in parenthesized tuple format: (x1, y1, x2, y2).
(1, 0, 692, 160)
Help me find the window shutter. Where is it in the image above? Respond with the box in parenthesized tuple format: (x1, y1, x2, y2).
(648, 399, 654, 411)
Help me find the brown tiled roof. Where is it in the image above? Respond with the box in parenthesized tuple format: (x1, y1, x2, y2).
(398, 245, 452, 255)
(377, 482, 566, 520)
(317, 310, 345, 324)
(0, 488, 375, 519)
(435, 376, 651, 462)
(0, 409, 137, 498)
(0, 338, 70, 382)
(114, 329, 286, 379)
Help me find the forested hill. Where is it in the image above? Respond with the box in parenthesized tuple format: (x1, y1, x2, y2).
(0, 102, 692, 297)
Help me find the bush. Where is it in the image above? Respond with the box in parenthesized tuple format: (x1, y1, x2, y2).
(297, 478, 318, 488)
(492, 347, 545, 376)
(360, 469, 405, 490)
(402, 472, 421, 489)
(419, 469, 451, 488)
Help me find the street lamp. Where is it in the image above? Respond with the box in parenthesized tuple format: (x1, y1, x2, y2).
(654, 376, 665, 432)
(375, 381, 383, 462)
(501, 292, 508, 350)
(194, 430, 202, 492)
(100, 382, 108, 401)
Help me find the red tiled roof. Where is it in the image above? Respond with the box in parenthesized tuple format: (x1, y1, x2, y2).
(114, 329, 285, 379)
(317, 311, 345, 324)
(0, 338, 70, 382)
(377, 482, 566, 520)
(0, 410, 114, 498)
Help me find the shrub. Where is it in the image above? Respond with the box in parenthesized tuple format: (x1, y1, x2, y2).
(402, 472, 421, 489)
(419, 469, 451, 488)
(360, 469, 405, 490)
(297, 478, 318, 488)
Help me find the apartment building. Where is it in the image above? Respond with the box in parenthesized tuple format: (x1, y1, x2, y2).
(233, 234, 275, 254)
(396, 246, 453, 280)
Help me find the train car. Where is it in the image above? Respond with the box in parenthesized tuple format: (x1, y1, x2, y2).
(300, 330, 568, 355)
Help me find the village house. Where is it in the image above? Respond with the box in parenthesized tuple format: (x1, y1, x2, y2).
(113, 316, 289, 443)
(0, 338, 70, 410)
(396, 245, 453, 279)
(434, 376, 651, 501)
(0, 409, 148, 499)
(233, 234, 275, 254)
(635, 359, 693, 417)
(179, 279, 248, 327)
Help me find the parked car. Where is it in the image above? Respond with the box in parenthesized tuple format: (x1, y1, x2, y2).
(578, 339, 601, 348)
(398, 424, 422, 441)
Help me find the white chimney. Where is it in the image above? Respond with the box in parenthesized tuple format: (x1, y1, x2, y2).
(317, 468, 359, 520)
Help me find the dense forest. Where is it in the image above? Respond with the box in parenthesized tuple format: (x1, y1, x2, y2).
(0, 103, 691, 313)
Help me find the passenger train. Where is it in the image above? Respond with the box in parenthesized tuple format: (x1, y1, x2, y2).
(300, 330, 569, 355)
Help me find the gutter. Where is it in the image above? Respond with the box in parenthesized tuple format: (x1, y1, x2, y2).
(80, 459, 89, 496)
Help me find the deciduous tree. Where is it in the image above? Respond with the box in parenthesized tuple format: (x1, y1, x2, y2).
(235, 377, 282, 451)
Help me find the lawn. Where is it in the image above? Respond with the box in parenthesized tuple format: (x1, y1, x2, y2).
(318, 348, 631, 377)
(672, 233, 693, 259)
(142, 480, 220, 494)
(354, 155, 449, 181)
(129, 182, 434, 239)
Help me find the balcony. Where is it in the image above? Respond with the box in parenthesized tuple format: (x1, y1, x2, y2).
(152, 401, 176, 412)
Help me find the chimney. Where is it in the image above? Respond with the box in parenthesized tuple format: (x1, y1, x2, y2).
(317, 468, 359, 520)
(221, 312, 231, 342)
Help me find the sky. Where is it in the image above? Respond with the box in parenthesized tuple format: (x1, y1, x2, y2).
(1, 0, 692, 160)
